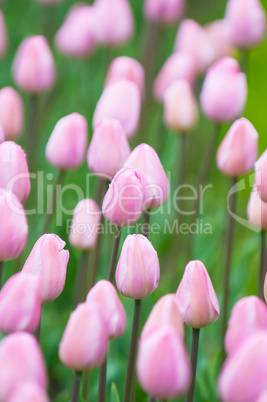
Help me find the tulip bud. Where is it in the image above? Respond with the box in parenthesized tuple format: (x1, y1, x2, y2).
(255, 150, 267, 203)
(176, 260, 220, 328)
(0, 272, 42, 334)
(59, 302, 108, 371)
(0, 189, 28, 261)
(0, 87, 24, 140)
(0, 141, 30, 203)
(102, 167, 144, 226)
(86, 280, 126, 339)
(87, 119, 131, 178)
(163, 80, 198, 132)
(200, 57, 247, 123)
(69, 199, 101, 250)
(0, 126, 5, 144)
(153, 52, 195, 102)
(13, 36, 56, 94)
(23, 234, 69, 303)
(46, 113, 88, 170)
(218, 331, 267, 402)
(93, 80, 141, 139)
(141, 294, 184, 339)
(8, 382, 49, 402)
(144, 0, 185, 25)
(124, 143, 169, 209)
(116, 234, 160, 299)
(105, 57, 145, 98)
(225, 0, 266, 49)
(205, 19, 235, 61)
(225, 296, 267, 356)
(217, 118, 258, 177)
(247, 186, 267, 230)
(0, 11, 8, 59)
(137, 326, 191, 399)
(0, 332, 47, 401)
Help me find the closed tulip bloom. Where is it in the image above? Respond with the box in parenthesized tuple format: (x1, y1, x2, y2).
(46, 113, 88, 170)
(205, 19, 234, 61)
(176, 260, 220, 328)
(255, 150, 267, 203)
(141, 294, 184, 339)
(0, 87, 24, 139)
(87, 119, 131, 178)
(93, 80, 141, 139)
(0, 272, 42, 334)
(102, 167, 144, 226)
(247, 187, 267, 230)
(8, 382, 49, 402)
(137, 326, 191, 399)
(218, 331, 267, 402)
(86, 280, 126, 339)
(225, 296, 267, 356)
(0, 11, 8, 59)
(0, 126, 5, 144)
(23, 234, 69, 303)
(13, 36, 56, 94)
(153, 52, 195, 102)
(59, 302, 108, 371)
(116, 234, 160, 299)
(144, 0, 185, 25)
(0, 332, 47, 401)
(200, 57, 247, 123)
(163, 80, 199, 132)
(124, 143, 169, 209)
(0, 141, 30, 203)
(225, 0, 266, 49)
(0, 189, 28, 261)
(217, 118, 258, 177)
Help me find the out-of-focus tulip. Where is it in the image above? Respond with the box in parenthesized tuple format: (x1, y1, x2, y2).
(13, 36, 56, 94)
(0, 272, 42, 334)
(0, 11, 8, 59)
(255, 150, 267, 203)
(93, 80, 141, 139)
(86, 280, 126, 339)
(257, 392, 267, 402)
(0, 332, 47, 401)
(141, 294, 184, 339)
(137, 326, 191, 399)
(217, 118, 258, 177)
(0, 87, 24, 140)
(124, 143, 169, 209)
(87, 119, 131, 178)
(163, 80, 198, 133)
(59, 302, 108, 371)
(144, 0, 185, 25)
(153, 52, 195, 102)
(8, 382, 49, 402)
(0, 189, 28, 261)
(105, 56, 145, 98)
(176, 260, 220, 328)
(55, 5, 96, 58)
(225, 296, 267, 356)
(116, 234, 160, 299)
(174, 19, 215, 73)
(0, 141, 30, 203)
(247, 186, 267, 230)
(218, 331, 267, 402)
(200, 57, 247, 123)
(0, 126, 5, 144)
(205, 19, 234, 60)
(46, 113, 88, 170)
(102, 167, 144, 226)
(23, 234, 69, 303)
(225, 0, 266, 49)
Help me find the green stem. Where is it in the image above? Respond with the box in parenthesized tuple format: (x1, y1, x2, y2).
(149, 397, 157, 402)
(142, 210, 150, 238)
(98, 358, 107, 402)
(34, 305, 43, 342)
(74, 251, 91, 307)
(177, 133, 187, 221)
(0, 261, 4, 289)
(27, 95, 39, 171)
(107, 227, 122, 283)
(240, 49, 249, 75)
(185, 328, 200, 402)
(258, 230, 266, 300)
(88, 213, 105, 291)
(71, 372, 82, 402)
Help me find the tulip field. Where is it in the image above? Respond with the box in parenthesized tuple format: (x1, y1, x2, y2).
(0, 0, 267, 401)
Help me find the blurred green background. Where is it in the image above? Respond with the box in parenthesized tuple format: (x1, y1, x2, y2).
(1, 0, 267, 400)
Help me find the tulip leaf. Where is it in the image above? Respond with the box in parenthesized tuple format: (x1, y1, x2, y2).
(110, 382, 120, 402)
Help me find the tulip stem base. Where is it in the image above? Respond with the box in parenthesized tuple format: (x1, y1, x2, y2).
(71, 372, 82, 402)
(98, 358, 107, 402)
(34, 305, 43, 342)
(186, 328, 200, 402)
(258, 230, 266, 300)
(142, 210, 150, 238)
(123, 299, 142, 402)
(27, 95, 39, 171)
(0, 261, 4, 288)
(108, 226, 122, 283)
(74, 250, 91, 307)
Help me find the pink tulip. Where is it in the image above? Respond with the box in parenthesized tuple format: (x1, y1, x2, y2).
(46, 113, 88, 170)
(69, 199, 101, 250)
(93, 80, 141, 139)
(102, 167, 144, 226)
(23, 234, 69, 303)
(0, 332, 47, 401)
(176, 260, 220, 328)
(86, 280, 126, 339)
(87, 119, 131, 178)
(0, 126, 5, 144)
(8, 382, 49, 402)
(0, 87, 24, 140)
(200, 57, 247, 123)
(0, 11, 8, 59)
(144, 0, 185, 25)
(137, 326, 191, 398)
(205, 19, 235, 61)
(116, 234, 160, 299)
(59, 302, 108, 371)
(124, 143, 169, 209)
(13, 36, 56, 94)
(247, 186, 267, 230)
(255, 150, 267, 203)
(217, 118, 258, 177)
